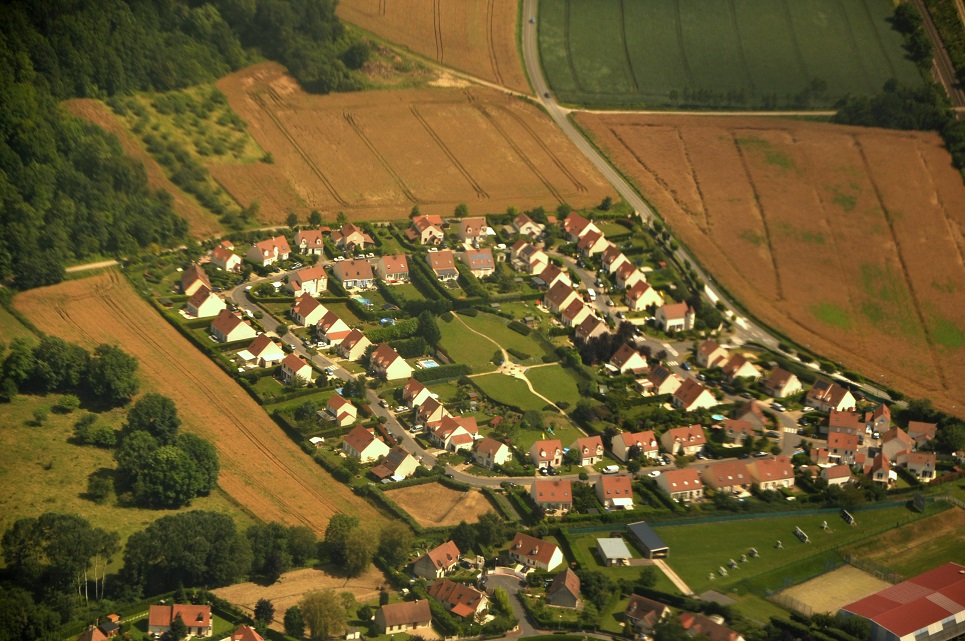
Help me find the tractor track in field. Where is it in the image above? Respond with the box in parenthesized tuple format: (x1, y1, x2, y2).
(409, 105, 490, 199)
(616, 0, 640, 92)
(486, 0, 505, 87)
(492, 104, 588, 193)
(432, 0, 444, 62)
(562, 0, 586, 92)
(343, 112, 420, 203)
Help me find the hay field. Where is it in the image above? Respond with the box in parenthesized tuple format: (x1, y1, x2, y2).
(779, 565, 890, 615)
(337, 0, 529, 93)
(215, 63, 609, 223)
(14, 270, 384, 534)
(576, 112, 965, 413)
(385, 483, 495, 527)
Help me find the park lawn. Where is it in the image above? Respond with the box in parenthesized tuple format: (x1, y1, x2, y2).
(459, 312, 553, 363)
(654, 502, 944, 595)
(0, 394, 254, 571)
(526, 365, 582, 406)
(439, 316, 499, 373)
(472, 374, 548, 413)
(0, 306, 37, 342)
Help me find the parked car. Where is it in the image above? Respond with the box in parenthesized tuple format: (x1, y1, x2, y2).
(766, 431, 780, 439)
(753, 451, 769, 458)
(770, 402, 786, 412)
(680, 362, 692, 371)
(648, 470, 661, 478)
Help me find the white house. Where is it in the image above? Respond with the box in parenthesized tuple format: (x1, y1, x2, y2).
(332, 259, 374, 290)
(656, 468, 703, 502)
(660, 424, 707, 456)
(185, 287, 226, 318)
(337, 329, 372, 361)
(210, 309, 257, 343)
(569, 436, 604, 466)
(246, 235, 290, 266)
(210, 246, 242, 273)
(626, 281, 663, 311)
(655, 302, 694, 333)
(242, 334, 285, 367)
(460, 248, 495, 277)
(376, 254, 410, 282)
(609, 343, 649, 375)
(530, 439, 563, 469)
(291, 293, 327, 327)
(370, 343, 413, 381)
(611, 430, 659, 463)
(316, 311, 352, 345)
(341, 425, 390, 462)
(294, 229, 326, 255)
(672, 379, 717, 411)
(326, 394, 357, 427)
(507, 532, 563, 571)
(280, 353, 313, 385)
(473, 437, 511, 469)
(287, 266, 328, 297)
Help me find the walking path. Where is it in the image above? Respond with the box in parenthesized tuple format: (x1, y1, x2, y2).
(654, 559, 694, 596)
(65, 259, 120, 273)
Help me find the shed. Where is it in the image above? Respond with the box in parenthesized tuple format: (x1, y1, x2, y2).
(626, 521, 669, 559)
(596, 537, 633, 566)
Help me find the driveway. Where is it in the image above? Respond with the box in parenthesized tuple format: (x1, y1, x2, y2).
(485, 572, 538, 636)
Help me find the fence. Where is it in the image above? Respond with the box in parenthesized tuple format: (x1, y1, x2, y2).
(839, 552, 904, 584)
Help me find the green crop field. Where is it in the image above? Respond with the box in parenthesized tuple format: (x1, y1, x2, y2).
(538, 0, 921, 109)
(0, 306, 37, 343)
(526, 365, 582, 405)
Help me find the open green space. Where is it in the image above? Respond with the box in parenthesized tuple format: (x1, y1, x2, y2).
(438, 316, 499, 373)
(459, 312, 554, 363)
(0, 306, 37, 342)
(472, 373, 549, 413)
(538, 0, 920, 109)
(526, 365, 582, 406)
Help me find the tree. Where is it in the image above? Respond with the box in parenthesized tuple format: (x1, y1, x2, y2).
(377, 522, 413, 566)
(177, 433, 219, 493)
(936, 422, 965, 454)
(409, 205, 421, 219)
(300, 589, 347, 640)
(167, 614, 188, 641)
(653, 616, 690, 641)
(126, 393, 181, 445)
(255, 599, 276, 625)
(284, 605, 306, 638)
(86, 344, 139, 406)
(287, 212, 299, 229)
(249, 522, 294, 583)
(343, 527, 377, 576)
(454, 203, 469, 218)
(86, 474, 112, 505)
(0, 587, 60, 641)
(309, 210, 323, 226)
(598, 196, 612, 211)
(2, 339, 36, 387)
(336, 212, 347, 226)
(417, 310, 441, 346)
(133, 445, 205, 508)
(323, 513, 359, 564)
(522, 411, 544, 431)
(32, 336, 89, 393)
(114, 430, 159, 483)
(289, 526, 318, 566)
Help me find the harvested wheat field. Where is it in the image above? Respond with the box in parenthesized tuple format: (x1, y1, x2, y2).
(215, 63, 608, 223)
(62, 99, 223, 239)
(15, 270, 384, 534)
(214, 565, 388, 628)
(337, 0, 529, 93)
(385, 483, 496, 527)
(779, 565, 890, 616)
(576, 113, 965, 412)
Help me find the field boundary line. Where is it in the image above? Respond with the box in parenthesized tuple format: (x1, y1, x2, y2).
(780, 0, 810, 82)
(672, 0, 696, 88)
(343, 112, 420, 203)
(854, 0, 897, 79)
(562, 0, 586, 92)
(727, 0, 756, 94)
(834, 0, 873, 93)
(433, 0, 444, 62)
(486, 0, 505, 86)
(913, 141, 965, 270)
(852, 135, 949, 392)
(672, 127, 712, 232)
(617, 0, 640, 92)
(409, 105, 489, 199)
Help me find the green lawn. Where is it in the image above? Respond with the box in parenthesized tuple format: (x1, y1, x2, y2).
(439, 315, 499, 373)
(654, 502, 943, 595)
(458, 313, 554, 363)
(391, 283, 425, 302)
(0, 306, 37, 342)
(472, 373, 549, 413)
(526, 365, 582, 406)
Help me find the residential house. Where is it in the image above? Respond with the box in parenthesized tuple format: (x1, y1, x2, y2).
(246, 235, 290, 266)
(287, 266, 328, 297)
(341, 425, 390, 463)
(721, 354, 761, 381)
(403, 378, 433, 408)
(229, 626, 264, 641)
(570, 436, 605, 465)
(624, 595, 670, 635)
(696, 340, 729, 368)
(76, 627, 108, 641)
(562, 212, 600, 242)
(416, 397, 450, 428)
(655, 302, 695, 333)
(460, 248, 495, 277)
(827, 410, 865, 437)
(456, 217, 488, 243)
(510, 240, 548, 275)
(374, 601, 431, 634)
(748, 455, 794, 490)
(626, 281, 664, 311)
(865, 404, 892, 434)
(430, 415, 478, 452)
(411, 541, 461, 580)
(609, 343, 649, 375)
(530, 439, 563, 469)
(326, 394, 357, 427)
(408, 215, 444, 245)
(316, 311, 352, 345)
(762, 367, 802, 398)
(332, 223, 373, 252)
(544, 282, 579, 314)
(210, 310, 257, 343)
(332, 259, 375, 290)
(513, 213, 542, 238)
(507, 532, 563, 571)
(294, 229, 325, 255)
(661, 424, 707, 456)
(534, 263, 571, 290)
(148, 605, 212, 638)
(881, 427, 914, 462)
(185, 287, 226, 318)
(656, 468, 703, 502)
(280, 353, 313, 385)
(427, 250, 459, 281)
(601, 244, 631, 275)
(577, 230, 609, 257)
(181, 264, 211, 296)
(561, 300, 592, 328)
(291, 293, 327, 327)
(596, 474, 634, 509)
(376, 254, 410, 282)
(596, 538, 633, 565)
(370, 343, 413, 381)
(337, 329, 372, 361)
(575, 315, 609, 342)
(700, 460, 752, 494)
(531, 479, 573, 512)
(473, 437, 511, 469)
(806, 379, 856, 413)
(821, 464, 853, 486)
(428, 579, 488, 618)
(546, 569, 581, 609)
(734, 401, 767, 430)
(907, 421, 938, 447)
(615, 263, 648, 290)
(371, 446, 419, 481)
(210, 246, 242, 272)
(904, 452, 936, 481)
(867, 453, 895, 486)
(646, 366, 683, 396)
(720, 418, 757, 445)
(679, 612, 745, 641)
(672, 380, 717, 412)
(611, 430, 659, 463)
(827, 432, 859, 465)
(243, 334, 285, 367)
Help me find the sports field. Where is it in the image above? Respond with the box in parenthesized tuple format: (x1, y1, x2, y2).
(778, 565, 890, 616)
(538, 0, 920, 108)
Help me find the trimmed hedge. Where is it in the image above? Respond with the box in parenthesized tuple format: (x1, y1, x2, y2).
(413, 363, 472, 383)
(508, 320, 532, 335)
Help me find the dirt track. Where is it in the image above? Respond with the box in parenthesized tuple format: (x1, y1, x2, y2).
(15, 271, 383, 533)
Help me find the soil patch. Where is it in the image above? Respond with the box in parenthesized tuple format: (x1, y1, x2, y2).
(385, 483, 496, 527)
(778, 565, 890, 616)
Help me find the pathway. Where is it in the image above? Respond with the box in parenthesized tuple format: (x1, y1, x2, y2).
(65, 259, 120, 273)
(654, 559, 694, 596)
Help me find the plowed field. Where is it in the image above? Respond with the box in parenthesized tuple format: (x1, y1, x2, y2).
(62, 99, 223, 239)
(575, 113, 965, 412)
(215, 63, 609, 222)
(337, 0, 529, 93)
(14, 271, 384, 533)
(385, 483, 495, 527)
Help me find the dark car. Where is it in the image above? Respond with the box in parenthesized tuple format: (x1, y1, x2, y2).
(680, 362, 692, 371)
(500, 481, 518, 489)
(538, 467, 548, 476)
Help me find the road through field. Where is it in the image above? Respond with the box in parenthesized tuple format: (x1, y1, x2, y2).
(15, 271, 384, 534)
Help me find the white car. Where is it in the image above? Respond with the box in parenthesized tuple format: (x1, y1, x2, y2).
(648, 470, 661, 478)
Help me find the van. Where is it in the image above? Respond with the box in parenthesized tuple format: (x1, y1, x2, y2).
(587, 288, 596, 301)
(602, 465, 619, 474)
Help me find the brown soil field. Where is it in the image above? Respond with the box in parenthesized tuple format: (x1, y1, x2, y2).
(62, 99, 223, 239)
(213, 565, 388, 628)
(779, 565, 890, 616)
(209, 163, 310, 223)
(337, 0, 529, 93)
(575, 113, 965, 413)
(215, 63, 609, 223)
(14, 270, 384, 534)
(385, 483, 496, 527)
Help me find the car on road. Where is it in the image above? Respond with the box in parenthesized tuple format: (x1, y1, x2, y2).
(409, 425, 423, 433)
(766, 431, 780, 439)
(529, 17, 535, 23)
(538, 467, 548, 476)
(770, 402, 786, 412)
(753, 451, 770, 457)
(445, 473, 454, 479)
(680, 362, 692, 371)
(802, 406, 815, 413)
(291, 262, 302, 269)
(602, 465, 619, 474)
(648, 470, 661, 478)
(544, 92, 550, 98)
(500, 481, 518, 489)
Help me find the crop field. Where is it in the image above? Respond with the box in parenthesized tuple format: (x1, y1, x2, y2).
(575, 113, 965, 413)
(214, 63, 609, 223)
(384, 483, 495, 527)
(14, 270, 385, 534)
(539, 0, 920, 108)
(779, 565, 890, 616)
(336, 0, 529, 93)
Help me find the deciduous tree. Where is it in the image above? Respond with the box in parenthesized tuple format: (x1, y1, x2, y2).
(300, 589, 347, 641)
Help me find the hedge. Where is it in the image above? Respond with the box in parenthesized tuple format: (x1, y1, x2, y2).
(480, 487, 517, 521)
(413, 363, 472, 383)
(390, 336, 430, 358)
(508, 320, 532, 335)
(368, 318, 419, 342)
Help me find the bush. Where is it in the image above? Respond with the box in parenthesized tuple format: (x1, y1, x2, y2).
(413, 363, 472, 383)
(55, 394, 81, 413)
(508, 320, 532, 336)
(507, 348, 530, 361)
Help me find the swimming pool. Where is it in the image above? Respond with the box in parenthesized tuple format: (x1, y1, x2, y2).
(353, 295, 372, 306)
(417, 359, 439, 369)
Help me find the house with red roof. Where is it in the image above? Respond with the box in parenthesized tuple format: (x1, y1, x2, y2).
(534, 263, 571, 290)
(561, 300, 592, 328)
(820, 464, 853, 486)
(230, 626, 265, 641)
(626, 281, 663, 311)
(341, 425, 390, 462)
(762, 367, 802, 398)
(246, 235, 290, 266)
(903, 452, 936, 481)
(456, 217, 488, 243)
(656, 302, 695, 333)
(530, 439, 563, 469)
(412, 540, 461, 579)
(370, 343, 413, 381)
(460, 248, 495, 277)
(827, 410, 865, 437)
(332, 223, 373, 252)
(243, 334, 285, 367)
(408, 215, 444, 245)
(290, 293, 327, 327)
(513, 212, 543, 238)
(430, 416, 478, 452)
(210, 309, 257, 343)
(719, 418, 757, 444)
(672, 380, 717, 412)
(569, 436, 604, 465)
(371, 446, 418, 481)
(416, 397, 450, 428)
(611, 429, 659, 462)
(577, 229, 609, 257)
(428, 579, 488, 618)
(700, 460, 752, 494)
(601, 244, 631, 275)
(473, 437, 511, 469)
(696, 340, 729, 368)
(748, 455, 794, 490)
(148, 604, 212, 638)
(426, 250, 458, 281)
(544, 281, 578, 314)
(326, 394, 357, 427)
(287, 266, 328, 296)
(575, 315, 609, 343)
(375, 600, 431, 634)
(907, 421, 938, 447)
(332, 259, 374, 290)
(294, 229, 326, 255)
(185, 286, 226, 319)
(547, 568, 581, 609)
(624, 594, 670, 635)
(375, 254, 410, 282)
(827, 431, 859, 465)
(644, 365, 683, 396)
(881, 427, 914, 462)
(656, 468, 703, 502)
(867, 452, 895, 486)
(181, 264, 211, 296)
(511, 240, 548, 275)
(316, 311, 352, 345)
(337, 329, 372, 361)
(609, 343, 649, 376)
(403, 378, 432, 408)
(280, 354, 313, 385)
(531, 479, 573, 512)
(679, 612, 745, 641)
(507, 532, 563, 571)
(210, 246, 242, 272)
(562, 212, 600, 242)
(806, 379, 856, 413)
(865, 403, 892, 433)
(596, 474, 634, 509)
(721, 353, 761, 381)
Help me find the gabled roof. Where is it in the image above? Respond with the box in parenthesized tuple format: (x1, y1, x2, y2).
(413, 214, 444, 231)
(295, 228, 325, 247)
(509, 532, 560, 566)
(562, 299, 588, 322)
(343, 425, 380, 453)
(807, 378, 852, 406)
(371, 446, 415, 479)
(679, 612, 742, 641)
(610, 343, 646, 371)
(211, 246, 236, 264)
(181, 263, 211, 291)
(882, 427, 913, 449)
(317, 310, 348, 334)
(231, 625, 266, 641)
(626, 281, 657, 303)
(292, 293, 324, 317)
(247, 334, 281, 358)
(828, 431, 859, 451)
(187, 285, 215, 309)
(548, 568, 580, 600)
(822, 464, 852, 480)
(293, 265, 327, 284)
(907, 420, 938, 442)
(545, 281, 576, 308)
(575, 315, 608, 341)
(435, 415, 478, 440)
(703, 459, 751, 487)
(427, 579, 486, 617)
(572, 435, 603, 455)
(475, 437, 508, 458)
(378, 600, 431, 627)
(616, 430, 658, 451)
(420, 540, 460, 570)
(624, 594, 668, 625)
(340, 328, 368, 350)
(750, 455, 793, 482)
(334, 259, 374, 281)
(562, 212, 593, 236)
(828, 410, 864, 432)
(906, 451, 936, 468)
(764, 366, 797, 389)
(148, 604, 211, 629)
(458, 217, 487, 236)
(427, 250, 457, 274)
(531, 439, 562, 460)
(597, 474, 633, 498)
(463, 248, 494, 270)
(532, 479, 572, 504)
(403, 377, 428, 400)
(252, 235, 291, 257)
(673, 379, 712, 408)
(577, 229, 604, 250)
(664, 423, 707, 445)
(660, 301, 691, 321)
(514, 212, 539, 230)
(210, 309, 249, 336)
(282, 353, 309, 373)
(661, 468, 702, 491)
(76, 628, 107, 641)
(371, 343, 403, 369)
(379, 254, 409, 274)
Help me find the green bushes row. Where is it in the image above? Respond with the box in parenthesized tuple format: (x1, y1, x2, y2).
(413, 363, 472, 383)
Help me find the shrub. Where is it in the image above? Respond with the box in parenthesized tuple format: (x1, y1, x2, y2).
(508, 320, 532, 336)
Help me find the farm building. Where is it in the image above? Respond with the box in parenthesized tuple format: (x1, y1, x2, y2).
(596, 474, 634, 509)
(369, 343, 413, 380)
(596, 537, 633, 566)
(375, 600, 431, 634)
(839, 562, 965, 641)
(341, 425, 389, 463)
(626, 521, 668, 559)
(507, 532, 563, 571)
(411, 540, 461, 580)
(624, 594, 670, 634)
(569, 435, 604, 465)
(611, 429, 659, 462)
(426, 250, 458, 280)
(210, 309, 257, 343)
(148, 604, 212, 638)
(531, 479, 572, 512)
(427, 579, 488, 618)
(473, 437, 511, 469)
(546, 568, 581, 608)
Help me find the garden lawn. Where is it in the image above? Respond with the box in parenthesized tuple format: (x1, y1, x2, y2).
(654, 502, 944, 595)
(472, 373, 547, 413)
(526, 365, 582, 405)
(509, 416, 585, 453)
(391, 283, 425, 302)
(439, 316, 499, 373)
(459, 312, 554, 363)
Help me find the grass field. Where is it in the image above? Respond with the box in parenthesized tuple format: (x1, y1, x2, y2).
(439, 316, 500, 373)
(473, 373, 549, 412)
(0, 306, 37, 343)
(525, 364, 582, 405)
(458, 312, 555, 363)
(539, 0, 920, 108)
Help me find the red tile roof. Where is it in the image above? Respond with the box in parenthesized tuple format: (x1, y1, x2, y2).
(509, 532, 560, 567)
(532, 479, 572, 504)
